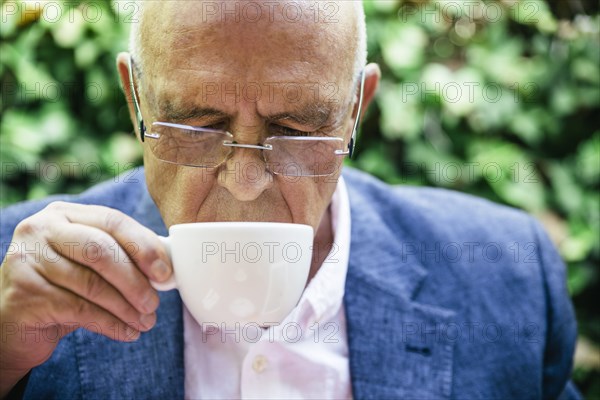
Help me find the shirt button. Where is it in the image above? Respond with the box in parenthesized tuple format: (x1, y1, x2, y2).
(252, 355, 268, 373)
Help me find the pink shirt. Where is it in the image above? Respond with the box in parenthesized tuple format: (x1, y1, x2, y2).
(183, 176, 352, 399)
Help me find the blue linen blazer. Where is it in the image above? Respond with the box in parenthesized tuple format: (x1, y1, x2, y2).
(0, 167, 579, 399)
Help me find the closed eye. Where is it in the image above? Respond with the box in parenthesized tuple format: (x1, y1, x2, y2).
(269, 124, 312, 137)
(197, 121, 227, 131)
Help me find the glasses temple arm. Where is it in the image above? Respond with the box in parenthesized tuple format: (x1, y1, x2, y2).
(348, 69, 366, 159)
(128, 56, 146, 142)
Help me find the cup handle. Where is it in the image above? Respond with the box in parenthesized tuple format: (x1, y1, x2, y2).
(150, 236, 177, 291)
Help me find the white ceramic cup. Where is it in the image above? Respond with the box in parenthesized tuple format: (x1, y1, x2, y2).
(151, 222, 314, 327)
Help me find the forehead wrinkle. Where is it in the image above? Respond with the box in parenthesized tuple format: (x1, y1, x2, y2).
(153, 2, 352, 71)
(167, 27, 224, 65)
(139, 1, 359, 86)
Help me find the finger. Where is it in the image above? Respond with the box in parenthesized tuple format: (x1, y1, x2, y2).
(32, 251, 157, 331)
(45, 202, 171, 282)
(54, 289, 142, 342)
(46, 222, 159, 315)
(18, 271, 141, 342)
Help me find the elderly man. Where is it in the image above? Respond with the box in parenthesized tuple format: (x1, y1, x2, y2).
(0, 1, 579, 399)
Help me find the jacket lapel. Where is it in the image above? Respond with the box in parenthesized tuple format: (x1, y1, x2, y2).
(75, 180, 185, 398)
(344, 176, 456, 399)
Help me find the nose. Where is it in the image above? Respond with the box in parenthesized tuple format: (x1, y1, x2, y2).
(217, 145, 274, 202)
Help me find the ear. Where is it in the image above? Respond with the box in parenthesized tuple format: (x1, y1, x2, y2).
(346, 63, 380, 149)
(359, 63, 381, 115)
(116, 52, 142, 141)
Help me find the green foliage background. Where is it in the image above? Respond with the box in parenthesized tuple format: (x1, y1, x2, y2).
(1, 0, 598, 396)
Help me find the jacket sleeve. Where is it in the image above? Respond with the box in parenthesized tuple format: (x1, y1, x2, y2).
(531, 219, 580, 400)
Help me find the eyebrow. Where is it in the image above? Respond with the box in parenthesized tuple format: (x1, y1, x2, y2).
(267, 103, 333, 127)
(159, 100, 228, 122)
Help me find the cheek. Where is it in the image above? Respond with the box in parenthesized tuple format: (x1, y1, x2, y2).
(278, 174, 339, 230)
(145, 151, 169, 192)
(145, 153, 214, 226)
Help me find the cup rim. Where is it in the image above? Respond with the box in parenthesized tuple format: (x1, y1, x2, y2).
(168, 221, 314, 233)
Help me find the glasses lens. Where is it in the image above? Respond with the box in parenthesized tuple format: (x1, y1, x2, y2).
(264, 137, 346, 177)
(148, 123, 231, 168)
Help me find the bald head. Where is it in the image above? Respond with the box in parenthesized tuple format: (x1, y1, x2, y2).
(129, 0, 366, 86)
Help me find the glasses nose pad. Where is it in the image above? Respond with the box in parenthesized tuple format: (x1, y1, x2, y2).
(261, 147, 284, 176)
(220, 141, 236, 164)
(220, 141, 273, 176)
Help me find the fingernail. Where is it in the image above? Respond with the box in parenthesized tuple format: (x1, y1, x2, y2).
(151, 259, 170, 281)
(140, 313, 156, 330)
(125, 325, 140, 341)
(142, 292, 159, 314)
